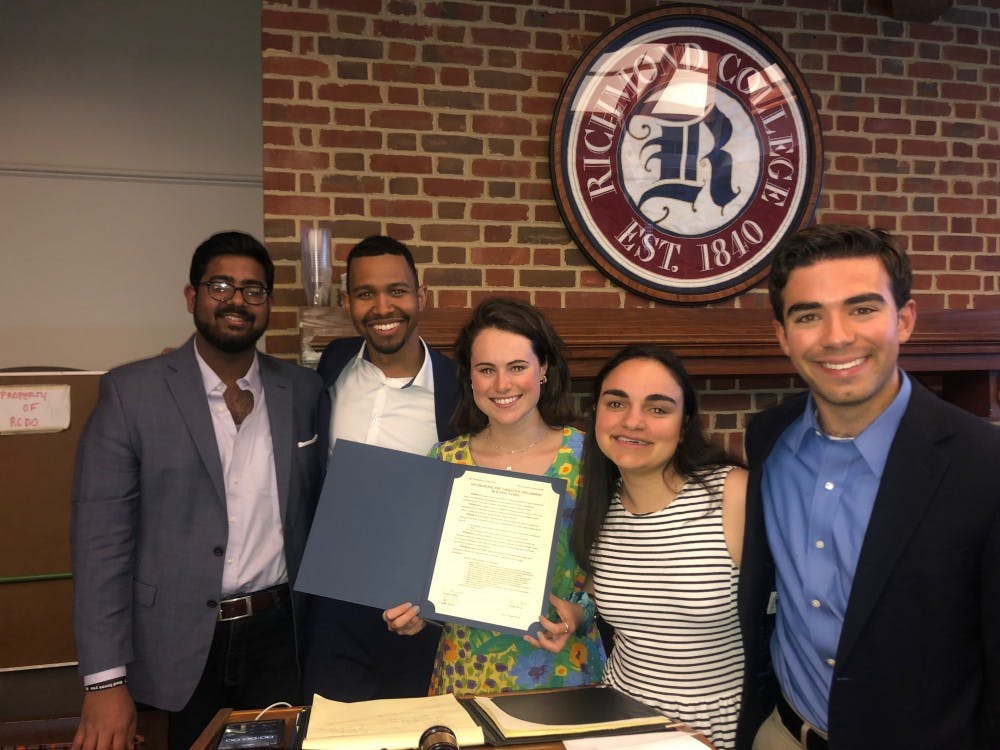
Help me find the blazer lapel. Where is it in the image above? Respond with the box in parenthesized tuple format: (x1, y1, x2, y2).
(163, 339, 227, 505)
(836, 383, 952, 662)
(261, 356, 292, 520)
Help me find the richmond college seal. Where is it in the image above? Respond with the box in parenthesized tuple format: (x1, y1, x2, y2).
(551, 6, 823, 303)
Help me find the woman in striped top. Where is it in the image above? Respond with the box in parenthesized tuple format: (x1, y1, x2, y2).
(533, 345, 747, 749)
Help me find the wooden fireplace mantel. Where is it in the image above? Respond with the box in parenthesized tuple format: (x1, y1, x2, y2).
(304, 307, 1000, 418)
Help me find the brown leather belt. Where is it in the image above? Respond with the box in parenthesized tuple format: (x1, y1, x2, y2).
(218, 584, 288, 622)
(776, 692, 828, 750)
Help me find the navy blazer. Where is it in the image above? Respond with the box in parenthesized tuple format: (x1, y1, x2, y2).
(737, 378, 1000, 749)
(303, 335, 459, 702)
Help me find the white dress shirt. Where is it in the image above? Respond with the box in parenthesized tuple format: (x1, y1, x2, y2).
(328, 339, 438, 458)
(195, 348, 287, 596)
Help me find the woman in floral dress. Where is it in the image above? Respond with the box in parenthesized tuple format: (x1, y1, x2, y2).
(383, 298, 605, 694)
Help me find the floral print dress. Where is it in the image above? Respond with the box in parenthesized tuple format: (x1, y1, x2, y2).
(427, 426, 605, 695)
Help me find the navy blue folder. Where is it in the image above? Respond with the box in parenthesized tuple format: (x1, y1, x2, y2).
(294, 440, 565, 636)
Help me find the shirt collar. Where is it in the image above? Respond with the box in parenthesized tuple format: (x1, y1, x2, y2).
(193, 341, 262, 398)
(354, 338, 434, 391)
(784, 370, 912, 477)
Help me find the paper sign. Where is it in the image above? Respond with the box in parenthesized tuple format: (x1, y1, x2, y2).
(0, 384, 71, 434)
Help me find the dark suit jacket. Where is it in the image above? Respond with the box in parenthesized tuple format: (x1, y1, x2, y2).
(303, 336, 459, 701)
(737, 378, 1000, 750)
(71, 338, 323, 710)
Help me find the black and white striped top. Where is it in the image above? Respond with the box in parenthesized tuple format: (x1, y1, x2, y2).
(591, 465, 742, 750)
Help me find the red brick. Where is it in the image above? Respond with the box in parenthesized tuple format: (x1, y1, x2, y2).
(471, 27, 530, 47)
(320, 174, 385, 194)
(865, 77, 914, 96)
(471, 115, 532, 136)
(470, 203, 530, 221)
(371, 109, 434, 130)
(470, 159, 531, 179)
(864, 117, 911, 135)
(369, 199, 433, 219)
(533, 205, 561, 223)
(821, 173, 870, 192)
(565, 291, 627, 309)
(423, 178, 485, 198)
(264, 56, 330, 78)
(938, 197, 985, 213)
(262, 33, 294, 53)
(532, 290, 563, 310)
(827, 54, 877, 75)
(264, 172, 295, 191)
(373, 19, 433, 40)
(827, 94, 874, 112)
(264, 195, 331, 216)
(263, 78, 295, 99)
(519, 269, 576, 287)
(263, 9, 329, 33)
(264, 149, 329, 170)
(485, 268, 516, 287)
(436, 290, 469, 308)
(941, 82, 988, 100)
(580, 270, 608, 288)
(861, 195, 907, 212)
(901, 140, 948, 157)
(824, 135, 874, 154)
(334, 197, 364, 216)
(318, 129, 382, 149)
(908, 61, 955, 80)
(936, 274, 984, 291)
(949, 254, 974, 271)
(263, 126, 295, 146)
(472, 246, 531, 265)
(317, 83, 383, 104)
(373, 63, 436, 85)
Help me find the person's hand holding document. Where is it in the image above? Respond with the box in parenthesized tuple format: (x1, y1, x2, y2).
(295, 441, 565, 635)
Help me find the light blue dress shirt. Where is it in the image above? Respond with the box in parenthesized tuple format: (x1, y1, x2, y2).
(762, 372, 912, 731)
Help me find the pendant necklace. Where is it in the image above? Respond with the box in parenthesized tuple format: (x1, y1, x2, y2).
(486, 427, 547, 471)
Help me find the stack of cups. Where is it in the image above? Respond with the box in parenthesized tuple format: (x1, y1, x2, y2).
(301, 227, 332, 306)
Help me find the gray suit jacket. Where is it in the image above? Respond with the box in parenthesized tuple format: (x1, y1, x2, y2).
(71, 338, 323, 710)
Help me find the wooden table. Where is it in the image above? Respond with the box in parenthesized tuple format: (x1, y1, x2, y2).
(191, 706, 713, 750)
(0, 711, 168, 750)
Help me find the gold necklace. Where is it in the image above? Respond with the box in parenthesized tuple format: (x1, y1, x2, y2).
(485, 427, 548, 470)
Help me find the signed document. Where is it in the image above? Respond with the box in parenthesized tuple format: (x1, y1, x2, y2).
(303, 693, 484, 750)
(295, 440, 565, 634)
(428, 470, 561, 631)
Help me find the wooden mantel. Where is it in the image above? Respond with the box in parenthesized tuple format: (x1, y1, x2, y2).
(305, 307, 1000, 418)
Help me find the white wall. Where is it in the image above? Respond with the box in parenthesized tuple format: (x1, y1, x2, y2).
(0, 0, 263, 370)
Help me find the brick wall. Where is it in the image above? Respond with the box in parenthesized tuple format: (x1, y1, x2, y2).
(261, 0, 999, 451)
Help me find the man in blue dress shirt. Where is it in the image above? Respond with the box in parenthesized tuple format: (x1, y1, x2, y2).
(737, 225, 1000, 750)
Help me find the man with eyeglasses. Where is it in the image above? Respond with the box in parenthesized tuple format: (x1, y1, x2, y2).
(70, 231, 323, 750)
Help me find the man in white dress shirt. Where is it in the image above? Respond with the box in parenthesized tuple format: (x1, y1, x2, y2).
(303, 235, 458, 701)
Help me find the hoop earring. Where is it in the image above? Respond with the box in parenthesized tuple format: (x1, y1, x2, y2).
(540, 375, 548, 384)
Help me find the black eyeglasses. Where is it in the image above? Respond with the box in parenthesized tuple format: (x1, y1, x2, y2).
(199, 280, 270, 305)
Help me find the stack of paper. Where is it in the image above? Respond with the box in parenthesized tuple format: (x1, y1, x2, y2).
(302, 693, 484, 750)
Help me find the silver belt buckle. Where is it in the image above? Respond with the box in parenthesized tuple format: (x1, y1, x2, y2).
(218, 594, 254, 621)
